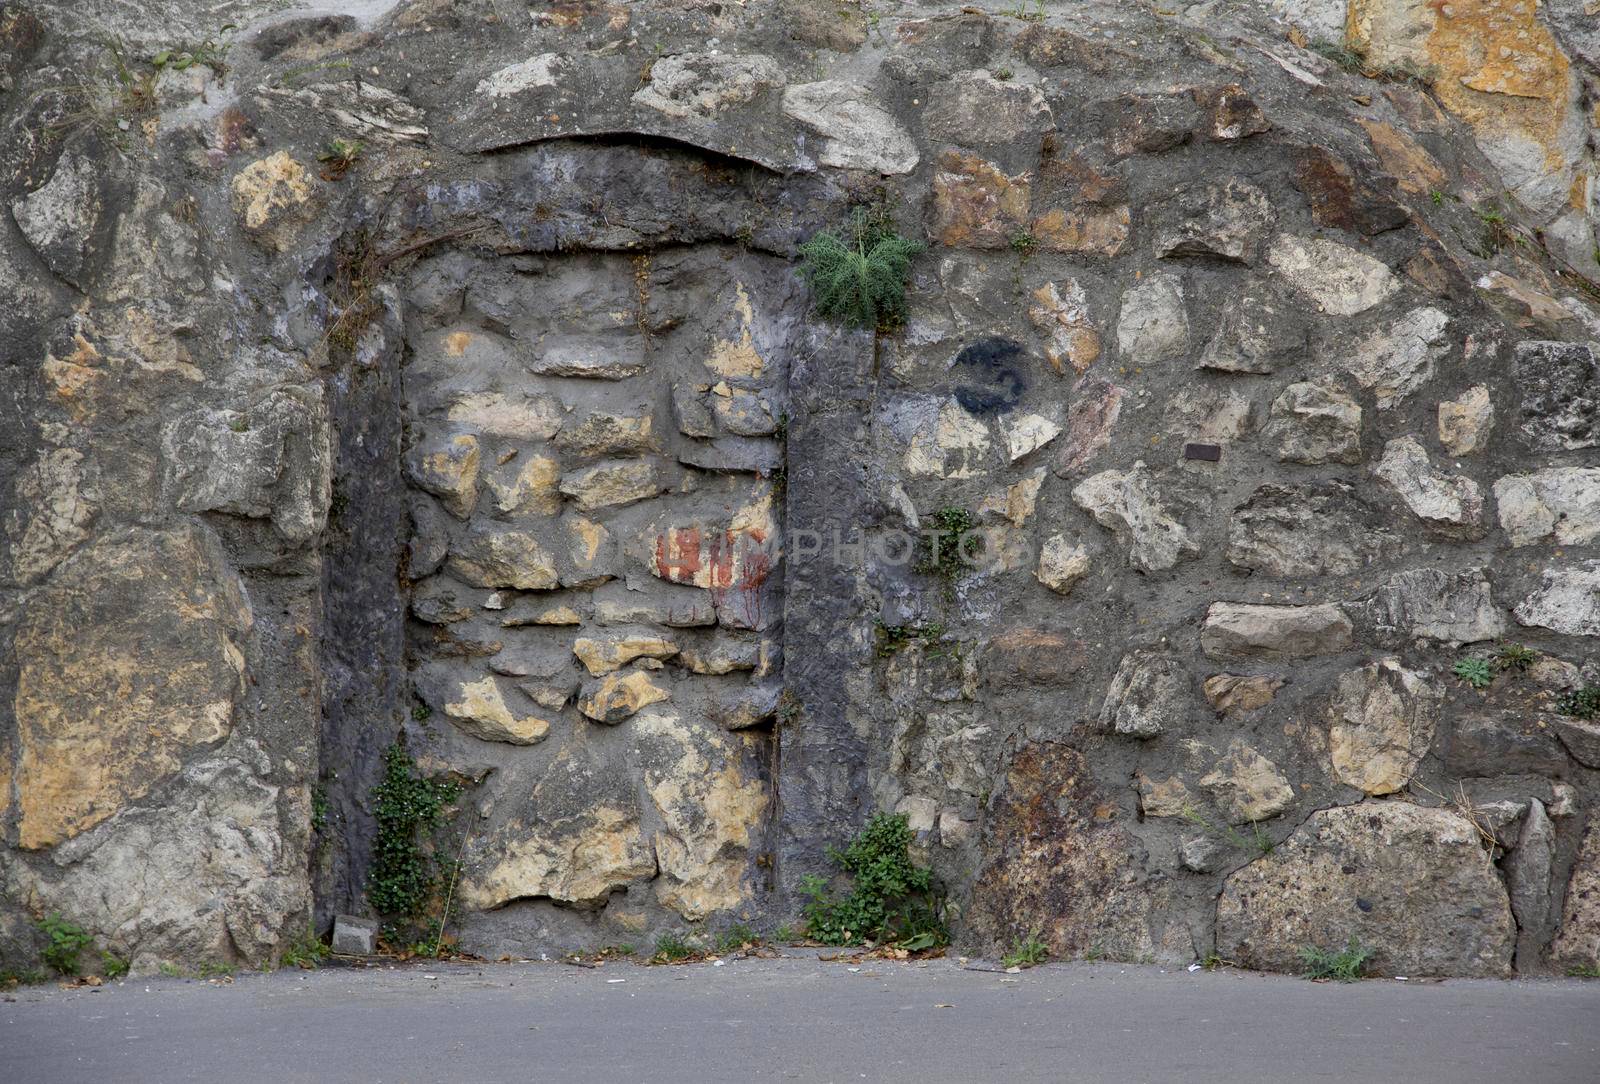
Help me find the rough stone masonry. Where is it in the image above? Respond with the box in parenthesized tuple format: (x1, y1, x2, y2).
(2, 0, 1600, 980)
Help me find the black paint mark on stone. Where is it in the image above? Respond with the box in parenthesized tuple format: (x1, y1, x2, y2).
(1184, 442, 1222, 462)
(953, 337, 1027, 415)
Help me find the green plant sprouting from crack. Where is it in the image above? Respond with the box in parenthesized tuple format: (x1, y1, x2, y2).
(800, 812, 948, 950)
(1557, 685, 1600, 720)
(797, 207, 923, 329)
(1179, 805, 1274, 856)
(37, 913, 94, 976)
(367, 742, 462, 919)
(1002, 932, 1049, 969)
(1452, 657, 1493, 690)
(1299, 936, 1373, 982)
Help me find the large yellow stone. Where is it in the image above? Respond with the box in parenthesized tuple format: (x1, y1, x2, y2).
(14, 524, 252, 849)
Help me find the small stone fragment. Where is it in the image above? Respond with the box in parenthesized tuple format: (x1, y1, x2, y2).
(1261, 380, 1362, 465)
(579, 669, 671, 724)
(1203, 674, 1283, 715)
(1035, 535, 1091, 595)
(1099, 650, 1188, 739)
(1266, 233, 1399, 316)
(1199, 740, 1295, 823)
(1438, 386, 1494, 455)
(444, 676, 551, 745)
(1071, 462, 1196, 572)
(406, 432, 480, 519)
(1327, 659, 1439, 796)
(1027, 279, 1101, 375)
(331, 915, 377, 956)
(558, 460, 662, 511)
(1201, 602, 1353, 659)
(1373, 437, 1485, 539)
(1493, 468, 1600, 546)
(1514, 563, 1600, 636)
(1115, 274, 1188, 365)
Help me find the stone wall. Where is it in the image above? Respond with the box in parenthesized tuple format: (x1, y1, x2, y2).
(2, 0, 1600, 978)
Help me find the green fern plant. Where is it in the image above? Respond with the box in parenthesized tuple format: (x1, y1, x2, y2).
(797, 209, 923, 329)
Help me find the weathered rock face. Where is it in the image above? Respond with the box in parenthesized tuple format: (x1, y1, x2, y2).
(1218, 803, 1515, 977)
(4, 0, 1600, 981)
(13, 525, 251, 849)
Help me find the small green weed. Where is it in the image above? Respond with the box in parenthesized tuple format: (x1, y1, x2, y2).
(1299, 936, 1372, 982)
(37, 913, 94, 976)
(197, 961, 235, 979)
(1, 969, 46, 988)
(875, 620, 946, 659)
(1202, 953, 1225, 971)
(311, 785, 329, 833)
(1452, 657, 1493, 690)
(157, 962, 182, 978)
(151, 29, 233, 78)
(774, 925, 797, 943)
(100, 951, 130, 979)
(653, 932, 696, 963)
(993, 67, 1014, 81)
(715, 924, 759, 955)
(1008, 228, 1037, 260)
(1002, 932, 1049, 969)
(915, 506, 977, 587)
(1566, 963, 1600, 978)
(1557, 686, 1600, 720)
(317, 139, 365, 181)
(1430, 190, 1445, 206)
(280, 926, 330, 970)
(800, 812, 947, 949)
(797, 207, 923, 329)
(1493, 642, 1537, 674)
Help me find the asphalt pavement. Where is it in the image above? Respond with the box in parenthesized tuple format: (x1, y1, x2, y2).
(3, 953, 1597, 1083)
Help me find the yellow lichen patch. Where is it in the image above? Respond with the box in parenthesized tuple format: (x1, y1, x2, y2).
(705, 282, 765, 378)
(14, 525, 251, 849)
(41, 332, 109, 422)
(445, 330, 473, 356)
(1356, 118, 1446, 195)
(462, 805, 657, 910)
(634, 711, 768, 920)
(229, 151, 316, 248)
(579, 670, 670, 723)
(573, 634, 679, 676)
(443, 676, 551, 745)
(1348, 1, 1578, 188)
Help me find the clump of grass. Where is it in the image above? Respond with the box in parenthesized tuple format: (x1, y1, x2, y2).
(1008, 228, 1037, 260)
(1452, 657, 1493, 690)
(1493, 642, 1537, 674)
(100, 952, 130, 979)
(652, 931, 696, 963)
(1002, 932, 1049, 969)
(1299, 936, 1372, 982)
(797, 207, 923, 330)
(715, 924, 759, 955)
(1179, 805, 1274, 856)
(1566, 963, 1600, 979)
(800, 812, 947, 950)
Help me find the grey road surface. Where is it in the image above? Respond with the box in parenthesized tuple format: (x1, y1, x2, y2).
(3, 955, 1597, 1083)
